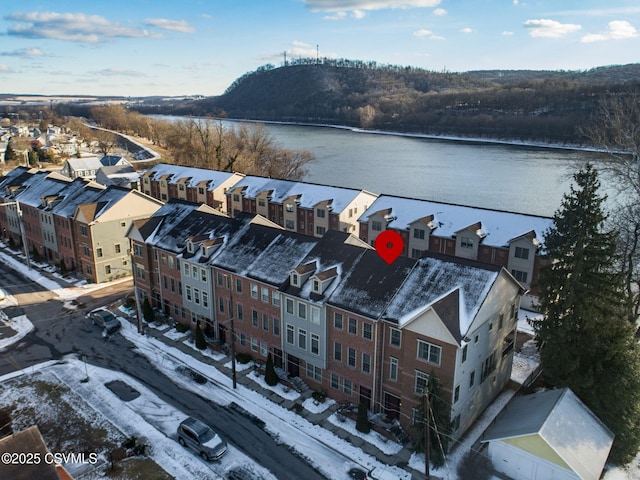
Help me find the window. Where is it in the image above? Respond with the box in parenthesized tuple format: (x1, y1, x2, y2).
(192, 266, 197, 278)
(251, 284, 258, 298)
(186, 286, 192, 301)
(334, 312, 343, 330)
(343, 379, 353, 395)
(291, 273, 299, 286)
(454, 385, 460, 404)
(415, 371, 429, 394)
(511, 269, 528, 283)
(262, 313, 269, 331)
(311, 333, 319, 355)
(462, 344, 468, 363)
(201, 268, 207, 282)
(499, 314, 504, 329)
(114, 243, 121, 254)
(105, 265, 111, 275)
(272, 291, 280, 306)
(417, 340, 441, 365)
(273, 317, 280, 335)
(233, 194, 240, 202)
(362, 353, 371, 374)
(237, 304, 244, 320)
(298, 329, 307, 349)
(217, 272, 223, 285)
(260, 342, 268, 357)
(411, 248, 422, 259)
(413, 228, 425, 239)
(258, 198, 266, 207)
(310, 306, 320, 324)
(316, 208, 325, 218)
(251, 338, 258, 352)
(313, 279, 320, 292)
(252, 310, 258, 327)
(285, 220, 295, 229)
(285, 203, 294, 212)
(286, 324, 295, 344)
(239, 333, 246, 346)
(218, 297, 225, 312)
(515, 246, 530, 259)
(83, 244, 90, 256)
(261, 287, 269, 303)
(371, 220, 382, 231)
(306, 363, 322, 382)
(348, 317, 357, 335)
(194, 288, 200, 304)
(80, 225, 88, 236)
(198, 187, 205, 195)
(178, 184, 185, 191)
(331, 373, 340, 389)
(362, 323, 372, 340)
(334, 342, 342, 361)
(390, 328, 401, 347)
(170, 278, 175, 292)
(298, 302, 306, 319)
(469, 370, 476, 388)
(202, 292, 208, 308)
(389, 357, 398, 381)
(348, 347, 356, 367)
(315, 226, 326, 235)
(481, 351, 498, 382)
(285, 298, 294, 315)
(161, 254, 166, 265)
(235, 278, 242, 293)
(184, 263, 190, 276)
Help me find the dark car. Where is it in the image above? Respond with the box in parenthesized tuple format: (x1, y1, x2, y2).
(348, 468, 368, 479)
(88, 308, 121, 334)
(177, 417, 227, 461)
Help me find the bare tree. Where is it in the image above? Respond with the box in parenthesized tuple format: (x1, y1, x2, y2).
(584, 88, 640, 320)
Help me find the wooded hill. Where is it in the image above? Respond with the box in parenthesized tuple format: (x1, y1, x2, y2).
(140, 59, 640, 146)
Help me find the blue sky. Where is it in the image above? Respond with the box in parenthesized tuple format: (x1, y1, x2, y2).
(0, 1, 639, 97)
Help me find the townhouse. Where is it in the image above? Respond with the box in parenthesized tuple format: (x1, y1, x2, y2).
(358, 195, 551, 308)
(226, 175, 377, 237)
(128, 200, 525, 442)
(140, 163, 244, 214)
(0, 166, 163, 282)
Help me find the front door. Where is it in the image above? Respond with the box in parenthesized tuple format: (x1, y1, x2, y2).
(287, 354, 300, 377)
(217, 324, 227, 343)
(384, 392, 401, 420)
(273, 348, 283, 369)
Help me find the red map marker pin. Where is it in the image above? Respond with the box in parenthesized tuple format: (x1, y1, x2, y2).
(375, 230, 404, 265)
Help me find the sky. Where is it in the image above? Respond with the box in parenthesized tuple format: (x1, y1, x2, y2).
(0, 0, 639, 97)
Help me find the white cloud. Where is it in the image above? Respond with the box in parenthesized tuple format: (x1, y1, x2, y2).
(413, 29, 444, 40)
(524, 19, 581, 38)
(305, 0, 440, 18)
(0, 64, 11, 72)
(145, 18, 194, 34)
(502, 31, 515, 36)
(433, 8, 447, 16)
(0, 47, 44, 57)
(93, 68, 146, 77)
(461, 27, 472, 34)
(199, 14, 213, 19)
(5, 11, 158, 43)
(581, 20, 638, 42)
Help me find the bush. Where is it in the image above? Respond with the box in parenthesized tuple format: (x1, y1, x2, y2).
(236, 352, 252, 364)
(311, 391, 326, 403)
(59, 260, 67, 277)
(264, 353, 278, 386)
(195, 322, 206, 350)
(356, 401, 370, 434)
(175, 322, 189, 333)
(142, 297, 155, 323)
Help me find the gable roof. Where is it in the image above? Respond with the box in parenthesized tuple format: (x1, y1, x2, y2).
(481, 388, 614, 480)
(145, 163, 241, 190)
(0, 426, 64, 480)
(358, 194, 552, 250)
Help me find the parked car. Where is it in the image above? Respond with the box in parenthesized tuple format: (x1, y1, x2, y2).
(177, 417, 227, 461)
(347, 467, 368, 479)
(87, 308, 121, 334)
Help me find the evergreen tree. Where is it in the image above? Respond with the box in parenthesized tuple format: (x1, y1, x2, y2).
(355, 401, 370, 434)
(533, 162, 640, 463)
(412, 373, 451, 468)
(264, 352, 278, 386)
(142, 297, 155, 323)
(4, 143, 16, 162)
(59, 260, 67, 277)
(195, 322, 206, 350)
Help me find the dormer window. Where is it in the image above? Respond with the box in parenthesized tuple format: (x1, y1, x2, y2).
(178, 184, 185, 191)
(461, 237, 474, 248)
(313, 279, 320, 292)
(316, 208, 325, 218)
(286, 203, 294, 212)
(292, 273, 299, 286)
(258, 199, 266, 207)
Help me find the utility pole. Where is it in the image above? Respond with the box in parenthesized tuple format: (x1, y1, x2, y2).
(424, 389, 430, 479)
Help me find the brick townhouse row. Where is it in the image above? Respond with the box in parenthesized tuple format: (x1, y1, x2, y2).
(141, 163, 551, 307)
(128, 198, 525, 441)
(0, 167, 163, 283)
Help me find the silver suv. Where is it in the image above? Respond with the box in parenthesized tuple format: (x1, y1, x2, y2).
(88, 308, 121, 334)
(177, 417, 227, 461)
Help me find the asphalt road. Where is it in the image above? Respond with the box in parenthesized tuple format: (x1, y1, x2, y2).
(0, 264, 326, 480)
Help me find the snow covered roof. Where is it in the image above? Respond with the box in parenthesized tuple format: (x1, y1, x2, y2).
(481, 388, 614, 480)
(65, 156, 104, 171)
(383, 255, 501, 337)
(228, 175, 369, 213)
(145, 163, 240, 190)
(358, 195, 553, 248)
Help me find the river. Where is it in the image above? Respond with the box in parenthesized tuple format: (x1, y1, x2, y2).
(158, 117, 611, 217)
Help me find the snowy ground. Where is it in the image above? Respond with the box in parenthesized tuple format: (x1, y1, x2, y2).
(2, 246, 640, 478)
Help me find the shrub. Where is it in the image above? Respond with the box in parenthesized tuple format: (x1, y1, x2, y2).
(175, 322, 189, 333)
(356, 401, 370, 434)
(236, 352, 252, 364)
(142, 297, 155, 323)
(264, 353, 278, 386)
(195, 322, 206, 350)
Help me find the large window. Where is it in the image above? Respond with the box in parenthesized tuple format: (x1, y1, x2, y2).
(413, 228, 426, 239)
(185, 285, 192, 301)
(334, 342, 342, 361)
(311, 333, 320, 355)
(298, 329, 307, 350)
(251, 284, 258, 298)
(515, 246, 530, 259)
(461, 236, 474, 248)
(362, 353, 371, 374)
(310, 306, 320, 324)
(389, 357, 398, 381)
(348, 317, 357, 335)
(348, 347, 356, 367)
(316, 208, 325, 218)
(261, 287, 269, 303)
(511, 269, 528, 283)
(286, 298, 294, 315)
(298, 302, 307, 319)
(334, 312, 343, 330)
(362, 323, 372, 340)
(371, 220, 382, 231)
(390, 327, 402, 347)
(286, 324, 294, 344)
(417, 340, 441, 365)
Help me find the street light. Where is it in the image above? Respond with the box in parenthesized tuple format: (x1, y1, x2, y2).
(222, 273, 237, 389)
(0, 200, 31, 270)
